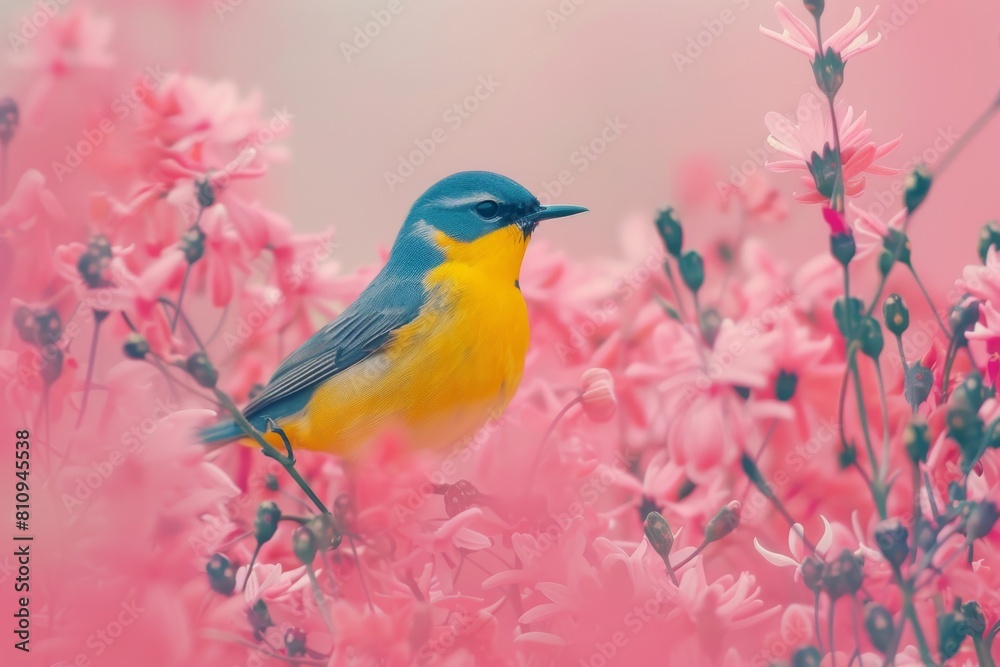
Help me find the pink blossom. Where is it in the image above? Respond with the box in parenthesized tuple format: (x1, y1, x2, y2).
(765, 94, 901, 203)
(761, 2, 882, 61)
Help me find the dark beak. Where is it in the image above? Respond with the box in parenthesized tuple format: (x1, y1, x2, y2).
(517, 204, 589, 237)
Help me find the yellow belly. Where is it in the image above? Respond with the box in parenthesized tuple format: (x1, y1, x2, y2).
(273, 264, 530, 458)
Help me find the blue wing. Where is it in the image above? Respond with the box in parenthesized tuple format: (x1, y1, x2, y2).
(240, 272, 426, 423)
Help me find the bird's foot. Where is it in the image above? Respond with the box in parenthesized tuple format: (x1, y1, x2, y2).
(265, 418, 295, 464)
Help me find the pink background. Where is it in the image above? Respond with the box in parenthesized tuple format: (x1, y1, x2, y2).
(2, 0, 998, 282)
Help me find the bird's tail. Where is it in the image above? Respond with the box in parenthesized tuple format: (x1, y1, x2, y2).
(199, 419, 245, 445)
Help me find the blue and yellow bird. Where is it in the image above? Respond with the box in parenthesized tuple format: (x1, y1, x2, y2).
(200, 171, 588, 457)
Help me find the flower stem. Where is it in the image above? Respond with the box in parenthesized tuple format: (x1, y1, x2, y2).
(933, 90, 1000, 179)
(908, 265, 949, 338)
(75, 310, 107, 429)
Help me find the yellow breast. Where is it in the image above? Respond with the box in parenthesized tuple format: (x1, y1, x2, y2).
(278, 224, 532, 457)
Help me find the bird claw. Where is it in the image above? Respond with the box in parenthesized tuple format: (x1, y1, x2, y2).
(265, 418, 295, 463)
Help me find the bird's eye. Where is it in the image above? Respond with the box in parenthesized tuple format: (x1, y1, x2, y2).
(475, 200, 501, 219)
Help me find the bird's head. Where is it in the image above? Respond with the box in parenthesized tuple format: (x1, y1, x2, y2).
(394, 171, 588, 282)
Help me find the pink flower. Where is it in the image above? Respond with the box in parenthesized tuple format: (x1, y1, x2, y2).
(761, 2, 882, 61)
(765, 94, 901, 203)
(754, 516, 833, 581)
(10, 5, 115, 74)
(850, 204, 906, 259)
(579, 367, 617, 422)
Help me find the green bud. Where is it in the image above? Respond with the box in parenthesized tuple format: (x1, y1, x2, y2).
(864, 603, 895, 653)
(937, 610, 968, 660)
(977, 220, 1000, 264)
(0, 96, 19, 144)
(678, 250, 704, 293)
(858, 316, 884, 359)
(264, 474, 280, 491)
(791, 646, 822, 667)
(181, 226, 206, 264)
(196, 179, 216, 209)
(246, 599, 273, 633)
(830, 230, 856, 266)
(882, 294, 909, 336)
(823, 549, 864, 600)
(808, 144, 840, 200)
(185, 351, 218, 388)
(655, 208, 683, 257)
(833, 296, 864, 338)
(966, 502, 1000, 540)
(904, 362, 933, 412)
(253, 501, 281, 544)
(803, 0, 824, 18)
(443, 479, 482, 519)
(812, 47, 844, 97)
(284, 627, 308, 657)
(123, 333, 150, 360)
(292, 525, 318, 565)
(874, 519, 909, 568)
(700, 307, 722, 346)
(962, 601, 987, 638)
(205, 553, 236, 596)
(643, 511, 675, 562)
(950, 298, 981, 335)
(704, 501, 741, 543)
(904, 165, 932, 214)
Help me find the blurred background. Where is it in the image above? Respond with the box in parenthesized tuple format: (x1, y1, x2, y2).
(2, 0, 998, 287)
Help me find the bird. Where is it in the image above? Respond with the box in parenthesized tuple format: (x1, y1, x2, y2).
(200, 171, 588, 458)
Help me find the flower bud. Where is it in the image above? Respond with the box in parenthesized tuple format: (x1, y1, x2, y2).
(643, 511, 675, 562)
(704, 501, 741, 543)
(197, 179, 216, 208)
(33, 308, 63, 346)
(808, 145, 839, 200)
(284, 627, 308, 657)
(823, 549, 864, 599)
(882, 294, 909, 336)
(655, 208, 683, 257)
(775, 370, 798, 402)
(579, 368, 617, 422)
(801, 555, 825, 593)
(308, 514, 342, 551)
(293, 525, 318, 565)
(791, 646, 822, 667)
(966, 502, 1000, 540)
(443, 480, 482, 519)
(803, 0, 823, 18)
(246, 599, 273, 633)
(937, 610, 968, 660)
(833, 296, 864, 338)
(13, 306, 38, 345)
(874, 518, 909, 568)
(185, 351, 218, 388)
(0, 96, 18, 144)
(864, 603, 895, 653)
(904, 362, 933, 412)
(903, 419, 930, 464)
(878, 229, 912, 275)
(858, 317, 884, 359)
(978, 220, 1000, 263)
(181, 226, 206, 264)
(205, 553, 236, 595)
(962, 601, 987, 638)
(904, 165, 932, 214)
(950, 297, 981, 335)
(123, 333, 150, 360)
(678, 250, 704, 293)
(253, 501, 281, 544)
(812, 47, 844, 97)
(264, 474, 279, 491)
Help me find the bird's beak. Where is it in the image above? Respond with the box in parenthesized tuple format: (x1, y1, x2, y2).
(532, 204, 589, 222)
(517, 204, 588, 237)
